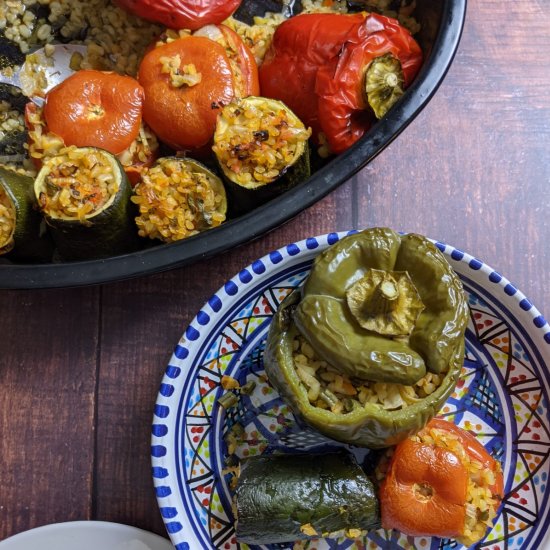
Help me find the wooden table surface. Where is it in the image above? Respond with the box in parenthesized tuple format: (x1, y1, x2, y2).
(1, 0, 549, 544)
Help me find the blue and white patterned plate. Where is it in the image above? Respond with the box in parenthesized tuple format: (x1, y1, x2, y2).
(151, 231, 550, 550)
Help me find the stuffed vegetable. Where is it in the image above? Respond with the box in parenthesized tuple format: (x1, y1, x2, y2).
(264, 228, 469, 448)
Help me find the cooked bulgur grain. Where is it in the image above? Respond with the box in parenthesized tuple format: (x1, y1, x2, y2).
(159, 55, 202, 88)
(116, 124, 159, 169)
(1, 0, 162, 74)
(213, 98, 311, 187)
(37, 146, 119, 221)
(0, 100, 25, 141)
(224, 14, 286, 65)
(292, 334, 444, 412)
(0, 186, 16, 253)
(132, 159, 226, 243)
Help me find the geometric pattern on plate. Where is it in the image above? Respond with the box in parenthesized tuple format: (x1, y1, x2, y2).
(151, 232, 550, 550)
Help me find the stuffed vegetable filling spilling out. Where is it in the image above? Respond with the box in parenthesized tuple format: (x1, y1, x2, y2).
(132, 158, 227, 243)
(292, 333, 445, 413)
(213, 96, 311, 188)
(36, 146, 119, 221)
(0, 187, 16, 253)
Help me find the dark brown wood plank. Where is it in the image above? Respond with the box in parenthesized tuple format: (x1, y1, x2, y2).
(0, 288, 100, 539)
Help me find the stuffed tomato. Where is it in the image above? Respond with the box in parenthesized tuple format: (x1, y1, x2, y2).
(138, 25, 259, 154)
(263, 228, 469, 448)
(380, 418, 504, 546)
(27, 71, 159, 186)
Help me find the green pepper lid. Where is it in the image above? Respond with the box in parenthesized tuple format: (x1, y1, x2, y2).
(346, 268, 425, 336)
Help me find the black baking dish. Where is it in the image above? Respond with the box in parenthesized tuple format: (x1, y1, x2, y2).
(0, 0, 467, 289)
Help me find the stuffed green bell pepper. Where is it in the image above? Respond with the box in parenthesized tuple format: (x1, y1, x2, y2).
(263, 228, 469, 448)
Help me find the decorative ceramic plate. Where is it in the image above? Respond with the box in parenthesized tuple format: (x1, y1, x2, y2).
(151, 231, 550, 550)
(0, 521, 173, 550)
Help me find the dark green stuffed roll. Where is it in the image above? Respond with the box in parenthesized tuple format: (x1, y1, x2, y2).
(234, 452, 380, 545)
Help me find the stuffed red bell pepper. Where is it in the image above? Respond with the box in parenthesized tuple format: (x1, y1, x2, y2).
(259, 12, 422, 154)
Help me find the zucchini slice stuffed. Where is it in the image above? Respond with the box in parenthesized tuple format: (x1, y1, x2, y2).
(212, 96, 311, 215)
(0, 166, 53, 261)
(34, 146, 140, 261)
(264, 228, 468, 448)
(234, 452, 380, 545)
(132, 157, 227, 243)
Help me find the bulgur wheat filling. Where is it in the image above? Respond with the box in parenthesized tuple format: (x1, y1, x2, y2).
(213, 98, 311, 188)
(36, 146, 119, 221)
(0, 186, 16, 253)
(159, 55, 202, 88)
(412, 425, 502, 546)
(132, 159, 226, 243)
(292, 334, 444, 413)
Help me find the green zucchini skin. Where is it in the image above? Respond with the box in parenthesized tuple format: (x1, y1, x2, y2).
(213, 96, 311, 216)
(234, 452, 380, 545)
(0, 167, 54, 262)
(34, 147, 141, 261)
(222, 143, 310, 216)
(139, 156, 228, 238)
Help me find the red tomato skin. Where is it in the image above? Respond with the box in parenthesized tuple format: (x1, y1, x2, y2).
(114, 0, 242, 31)
(42, 70, 144, 155)
(218, 25, 260, 97)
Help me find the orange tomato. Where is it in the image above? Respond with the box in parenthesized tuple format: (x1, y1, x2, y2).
(138, 36, 235, 152)
(43, 70, 144, 155)
(379, 418, 504, 539)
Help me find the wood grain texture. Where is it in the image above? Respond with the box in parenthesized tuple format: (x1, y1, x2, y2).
(0, 0, 549, 543)
(0, 288, 100, 539)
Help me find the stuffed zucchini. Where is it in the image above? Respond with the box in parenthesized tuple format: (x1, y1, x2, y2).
(264, 228, 469, 448)
(34, 146, 140, 261)
(212, 96, 311, 215)
(132, 157, 227, 243)
(234, 452, 380, 545)
(0, 166, 53, 261)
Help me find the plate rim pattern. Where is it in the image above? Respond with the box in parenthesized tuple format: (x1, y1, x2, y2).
(151, 230, 550, 550)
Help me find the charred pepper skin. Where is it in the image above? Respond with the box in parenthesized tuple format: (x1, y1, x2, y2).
(263, 228, 469, 448)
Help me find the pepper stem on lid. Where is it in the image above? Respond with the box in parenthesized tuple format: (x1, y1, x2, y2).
(346, 268, 425, 336)
(365, 53, 405, 119)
